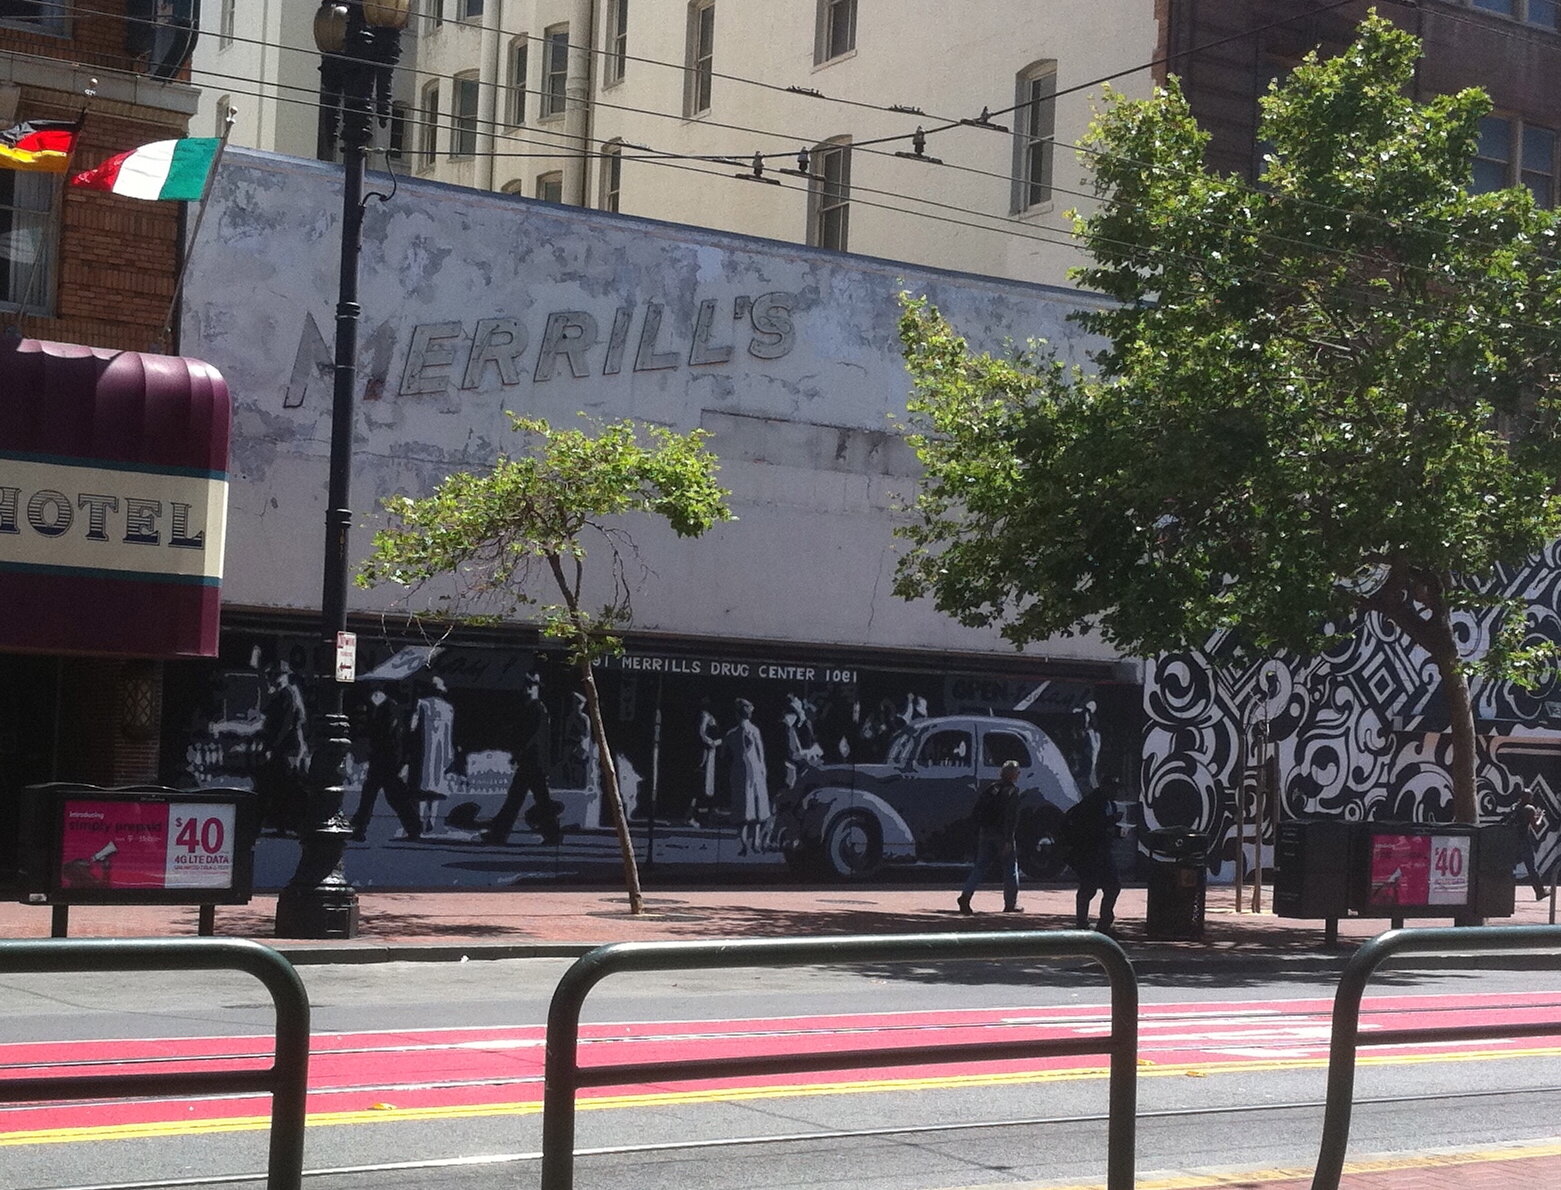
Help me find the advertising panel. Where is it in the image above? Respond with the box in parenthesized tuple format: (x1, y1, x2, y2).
(1366, 831, 1471, 908)
(58, 799, 239, 892)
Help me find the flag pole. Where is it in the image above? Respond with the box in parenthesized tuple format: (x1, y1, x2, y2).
(10, 79, 95, 337)
(158, 107, 237, 354)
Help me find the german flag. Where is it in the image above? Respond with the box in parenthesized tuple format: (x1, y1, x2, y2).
(0, 119, 79, 172)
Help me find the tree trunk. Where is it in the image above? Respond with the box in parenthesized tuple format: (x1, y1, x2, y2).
(1430, 639, 1479, 825)
(1374, 587, 1479, 825)
(575, 652, 644, 914)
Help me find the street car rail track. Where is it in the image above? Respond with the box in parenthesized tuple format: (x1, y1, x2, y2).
(26, 1082, 1561, 1190)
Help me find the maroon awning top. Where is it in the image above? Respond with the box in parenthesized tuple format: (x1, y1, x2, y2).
(0, 338, 232, 659)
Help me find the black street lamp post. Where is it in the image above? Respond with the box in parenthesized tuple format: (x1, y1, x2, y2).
(276, 1, 407, 939)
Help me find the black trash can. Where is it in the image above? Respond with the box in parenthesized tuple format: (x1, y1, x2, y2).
(1144, 828, 1209, 941)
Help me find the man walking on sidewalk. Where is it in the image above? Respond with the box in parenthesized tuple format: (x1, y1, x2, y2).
(958, 760, 1023, 915)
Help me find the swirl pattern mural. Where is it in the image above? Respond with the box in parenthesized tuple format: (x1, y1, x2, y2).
(1143, 555, 1561, 884)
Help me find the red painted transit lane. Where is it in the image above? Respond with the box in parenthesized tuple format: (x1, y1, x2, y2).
(2, 991, 1559, 1138)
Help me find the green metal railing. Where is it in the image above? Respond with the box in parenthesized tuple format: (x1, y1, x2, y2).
(540, 930, 1138, 1190)
(0, 938, 311, 1190)
(1311, 924, 1561, 1190)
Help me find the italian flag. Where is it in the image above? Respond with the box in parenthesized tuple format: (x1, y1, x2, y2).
(69, 138, 221, 201)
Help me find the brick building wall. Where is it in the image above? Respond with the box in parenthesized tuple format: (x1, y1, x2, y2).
(2, 0, 197, 350)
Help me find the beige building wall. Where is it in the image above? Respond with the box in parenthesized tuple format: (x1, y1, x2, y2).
(194, 0, 1156, 288)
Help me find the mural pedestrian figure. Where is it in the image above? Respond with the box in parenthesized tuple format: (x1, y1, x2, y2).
(958, 759, 1022, 914)
(1503, 786, 1551, 901)
(350, 688, 424, 842)
(562, 691, 592, 788)
(484, 672, 562, 845)
(1064, 777, 1124, 935)
(409, 675, 457, 835)
(693, 697, 722, 825)
(726, 698, 770, 854)
(255, 662, 309, 837)
(781, 696, 823, 789)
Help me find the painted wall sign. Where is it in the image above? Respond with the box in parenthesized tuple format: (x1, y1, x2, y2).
(183, 150, 1114, 663)
(399, 292, 799, 396)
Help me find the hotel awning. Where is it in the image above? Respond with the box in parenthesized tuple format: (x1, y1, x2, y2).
(0, 338, 231, 658)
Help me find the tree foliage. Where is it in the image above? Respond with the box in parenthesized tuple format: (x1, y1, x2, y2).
(897, 14, 1561, 822)
(359, 416, 733, 909)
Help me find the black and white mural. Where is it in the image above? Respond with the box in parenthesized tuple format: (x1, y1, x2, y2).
(1143, 542, 1561, 888)
(161, 627, 1142, 890)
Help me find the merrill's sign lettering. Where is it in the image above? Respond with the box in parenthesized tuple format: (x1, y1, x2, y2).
(400, 292, 798, 396)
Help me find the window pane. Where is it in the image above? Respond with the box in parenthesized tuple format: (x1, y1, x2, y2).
(538, 172, 563, 203)
(453, 77, 480, 156)
(1019, 67, 1056, 208)
(826, 0, 855, 59)
(420, 83, 439, 163)
(1529, 0, 1559, 29)
(691, 4, 715, 113)
(1472, 0, 1516, 14)
(1522, 125, 1555, 173)
(1471, 158, 1510, 193)
(1478, 115, 1512, 162)
(545, 27, 569, 115)
(0, 170, 53, 308)
(509, 42, 527, 124)
(610, 0, 629, 80)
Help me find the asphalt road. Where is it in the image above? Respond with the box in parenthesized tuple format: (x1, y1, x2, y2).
(2, 958, 1560, 1190)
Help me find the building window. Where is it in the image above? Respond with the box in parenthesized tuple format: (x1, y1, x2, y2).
(686, 1, 715, 116)
(425, 0, 443, 27)
(507, 38, 528, 125)
(807, 138, 850, 250)
(501, 179, 525, 194)
(219, 0, 236, 46)
(607, 0, 629, 84)
(0, 1, 67, 36)
(215, 94, 233, 137)
(388, 102, 409, 162)
(1474, 114, 1557, 207)
(1013, 60, 1056, 211)
(452, 72, 480, 157)
(459, 0, 484, 19)
(419, 80, 440, 166)
(815, 0, 856, 64)
(542, 25, 570, 118)
(0, 170, 53, 312)
(1470, 0, 1558, 30)
(600, 141, 623, 211)
(537, 171, 563, 203)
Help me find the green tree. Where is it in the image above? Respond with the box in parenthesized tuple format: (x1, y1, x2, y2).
(897, 14, 1561, 824)
(358, 416, 733, 912)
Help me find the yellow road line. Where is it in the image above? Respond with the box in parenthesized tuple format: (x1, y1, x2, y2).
(1030, 1136, 1561, 1189)
(6, 1043, 1561, 1146)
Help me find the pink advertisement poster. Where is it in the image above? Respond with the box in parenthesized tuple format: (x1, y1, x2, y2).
(1367, 834, 1431, 906)
(59, 799, 236, 891)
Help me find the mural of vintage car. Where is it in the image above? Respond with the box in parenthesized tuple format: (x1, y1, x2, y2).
(772, 714, 1084, 880)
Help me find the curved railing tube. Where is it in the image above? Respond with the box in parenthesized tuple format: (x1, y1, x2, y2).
(1311, 925, 1561, 1190)
(541, 930, 1137, 1190)
(0, 938, 311, 1190)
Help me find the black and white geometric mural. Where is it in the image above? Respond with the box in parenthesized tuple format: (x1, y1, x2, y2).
(1143, 542, 1561, 887)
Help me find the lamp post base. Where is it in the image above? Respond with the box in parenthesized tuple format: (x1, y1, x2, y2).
(276, 879, 360, 939)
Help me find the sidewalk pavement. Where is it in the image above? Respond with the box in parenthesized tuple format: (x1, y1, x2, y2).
(1, 878, 1556, 964)
(2, 880, 1558, 1190)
